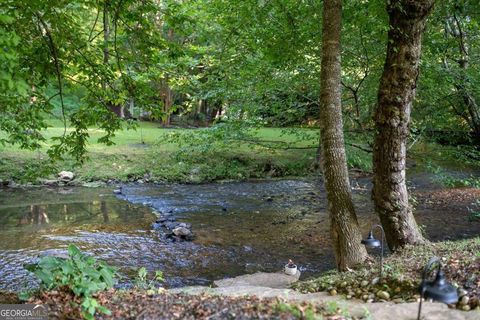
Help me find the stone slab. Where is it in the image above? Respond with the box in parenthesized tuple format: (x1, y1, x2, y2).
(213, 271, 301, 289)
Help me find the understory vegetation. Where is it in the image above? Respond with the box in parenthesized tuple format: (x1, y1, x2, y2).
(23, 244, 117, 319)
(13, 246, 366, 320)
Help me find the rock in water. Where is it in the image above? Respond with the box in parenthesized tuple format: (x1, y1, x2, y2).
(173, 227, 192, 237)
(58, 171, 74, 182)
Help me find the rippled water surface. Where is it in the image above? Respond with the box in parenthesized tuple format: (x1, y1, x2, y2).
(0, 177, 478, 291)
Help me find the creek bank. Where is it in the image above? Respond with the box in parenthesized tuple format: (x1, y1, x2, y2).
(169, 271, 479, 320)
(292, 237, 480, 312)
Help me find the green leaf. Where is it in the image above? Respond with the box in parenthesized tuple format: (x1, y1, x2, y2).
(138, 267, 147, 280)
(34, 270, 54, 286)
(68, 244, 81, 257)
(155, 270, 164, 281)
(99, 268, 114, 288)
(97, 306, 111, 315)
(39, 256, 62, 269)
(60, 261, 74, 274)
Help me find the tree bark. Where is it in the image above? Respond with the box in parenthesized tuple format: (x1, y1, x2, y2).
(372, 0, 434, 251)
(319, 0, 367, 271)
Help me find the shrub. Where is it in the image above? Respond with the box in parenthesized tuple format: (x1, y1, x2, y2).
(25, 244, 116, 319)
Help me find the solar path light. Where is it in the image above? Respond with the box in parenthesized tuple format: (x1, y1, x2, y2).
(361, 224, 385, 279)
(417, 256, 458, 320)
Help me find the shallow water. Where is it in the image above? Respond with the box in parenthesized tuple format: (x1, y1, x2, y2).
(0, 176, 478, 291)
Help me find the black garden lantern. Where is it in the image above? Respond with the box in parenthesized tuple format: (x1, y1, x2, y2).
(361, 224, 385, 278)
(417, 257, 458, 320)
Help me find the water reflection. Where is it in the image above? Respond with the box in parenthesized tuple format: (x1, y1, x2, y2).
(17, 205, 50, 226)
(101, 201, 109, 223)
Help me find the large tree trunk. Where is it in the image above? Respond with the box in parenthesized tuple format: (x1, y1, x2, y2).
(319, 0, 367, 271)
(372, 0, 434, 251)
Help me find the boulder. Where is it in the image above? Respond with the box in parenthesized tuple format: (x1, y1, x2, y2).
(173, 226, 192, 237)
(43, 179, 58, 187)
(58, 171, 74, 182)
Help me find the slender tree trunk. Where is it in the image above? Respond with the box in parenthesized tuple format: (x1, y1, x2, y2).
(372, 0, 434, 251)
(160, 28, 175, 126)
(445, 16, 480, 146)
(103, 1, 125, 118)
(319, 0, 367, 271)
(103, 1, 110, 72)
(160, 77, 172, 126)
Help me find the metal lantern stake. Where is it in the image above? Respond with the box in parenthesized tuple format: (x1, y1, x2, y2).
(361, 224, 385, 279)
(417, 257, 458, 320)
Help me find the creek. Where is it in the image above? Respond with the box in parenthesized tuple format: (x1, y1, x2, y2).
(0, 176, 478, 291)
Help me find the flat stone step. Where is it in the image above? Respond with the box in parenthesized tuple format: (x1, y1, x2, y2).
(213, 271, 300, 289)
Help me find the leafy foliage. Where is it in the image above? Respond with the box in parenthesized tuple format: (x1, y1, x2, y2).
(24, 244, 116, 319)
(134, 267, 164, 294)
(2, 0, 480, 163)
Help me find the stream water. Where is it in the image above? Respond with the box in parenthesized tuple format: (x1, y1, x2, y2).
(0, 176, 478, 291)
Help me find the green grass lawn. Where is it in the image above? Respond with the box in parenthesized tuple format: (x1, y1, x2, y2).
(1, 120, 476, 184)
(0, 120, 327, 183)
